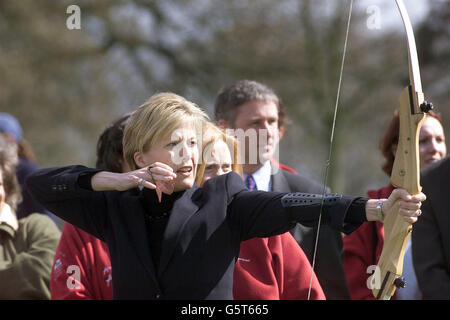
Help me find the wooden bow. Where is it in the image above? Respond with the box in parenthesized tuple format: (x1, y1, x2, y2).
(371, 0, 433, 300)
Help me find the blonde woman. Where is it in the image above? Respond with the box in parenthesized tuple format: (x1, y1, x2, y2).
(195, 121, 243, 185)
(27, 92, 424, 299)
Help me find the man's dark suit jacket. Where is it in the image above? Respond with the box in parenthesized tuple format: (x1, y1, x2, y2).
(272, 168, 350, 300)
(27, 165, 363, 300)
(412, 156, 450, 299)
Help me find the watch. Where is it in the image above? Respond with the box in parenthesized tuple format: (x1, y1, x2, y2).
(376, 199, 385, 222)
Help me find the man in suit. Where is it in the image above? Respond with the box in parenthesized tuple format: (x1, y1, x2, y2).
(412, 155, 450, 299)
(214, 80, 350, 299)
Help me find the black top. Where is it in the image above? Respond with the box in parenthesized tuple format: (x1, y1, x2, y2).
(141, 189, 183, 271)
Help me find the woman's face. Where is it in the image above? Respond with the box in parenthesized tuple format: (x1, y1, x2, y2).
(201, 140, 232, 185)
(135, 122, 199, 192)
(419, 116, 446, 168)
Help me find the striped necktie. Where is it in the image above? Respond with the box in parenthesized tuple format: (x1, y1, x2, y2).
(245, 175, 257, 191)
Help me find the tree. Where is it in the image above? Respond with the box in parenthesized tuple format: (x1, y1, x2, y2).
(1, 0, 446, 196)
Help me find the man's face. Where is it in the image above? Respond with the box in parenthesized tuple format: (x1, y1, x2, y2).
(230, 99, 280, 165)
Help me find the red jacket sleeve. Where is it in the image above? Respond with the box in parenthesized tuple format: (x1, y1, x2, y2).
(276, 232, 325, 300)
(233, 233, 325, 300)
(50, 223, 113, 300)
(343, 222, 382, 300)
(343, 184, 392, 300)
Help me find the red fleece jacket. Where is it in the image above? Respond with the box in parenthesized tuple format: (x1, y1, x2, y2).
(50, 223, 113, 300)
(234, 233, 325, 299)
(342, 184, 394, 300)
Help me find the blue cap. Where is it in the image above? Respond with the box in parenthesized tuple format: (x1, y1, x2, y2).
(0, 113, 23, 142)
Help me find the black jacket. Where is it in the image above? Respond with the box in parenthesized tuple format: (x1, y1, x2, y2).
(27, 165, 365, 300)
(412, 156, 450, 299)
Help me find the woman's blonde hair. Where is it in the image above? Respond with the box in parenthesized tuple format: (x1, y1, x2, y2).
(123, 92, 209, 170)
(195, 122, 243, 186)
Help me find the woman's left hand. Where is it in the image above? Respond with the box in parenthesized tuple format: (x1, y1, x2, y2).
(381, 189, 426, 224)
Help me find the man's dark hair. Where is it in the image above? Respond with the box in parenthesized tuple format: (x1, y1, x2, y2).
(96, 113, 131, 173)
(214, 80, 288, 129)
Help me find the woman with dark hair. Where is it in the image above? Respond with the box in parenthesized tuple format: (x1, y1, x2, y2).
(0, 134, 60, 299)
(95, 113, 132, 173)
(27, 92, 424, 299)
(343, 110, 446, 300)
(0, 113, 51, 220)
(380, 110, 446, 176)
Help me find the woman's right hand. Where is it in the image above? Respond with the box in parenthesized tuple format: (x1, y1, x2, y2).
(91, 162, 177, 192)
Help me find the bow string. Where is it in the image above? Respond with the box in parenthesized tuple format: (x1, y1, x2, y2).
(308, 0, 354, 300)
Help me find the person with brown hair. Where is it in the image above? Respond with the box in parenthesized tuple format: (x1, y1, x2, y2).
(195, 121, 243, 185)
(380, 110, 446, 176)
(214, 79, 350, 299)
(343, 110, 446, 300)
(0, 133, 60, 299)
(0, 113, 52, 220)
(27, 92, 423, 299)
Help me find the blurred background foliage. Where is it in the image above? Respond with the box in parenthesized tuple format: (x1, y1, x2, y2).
(0, 0, 448, 195)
